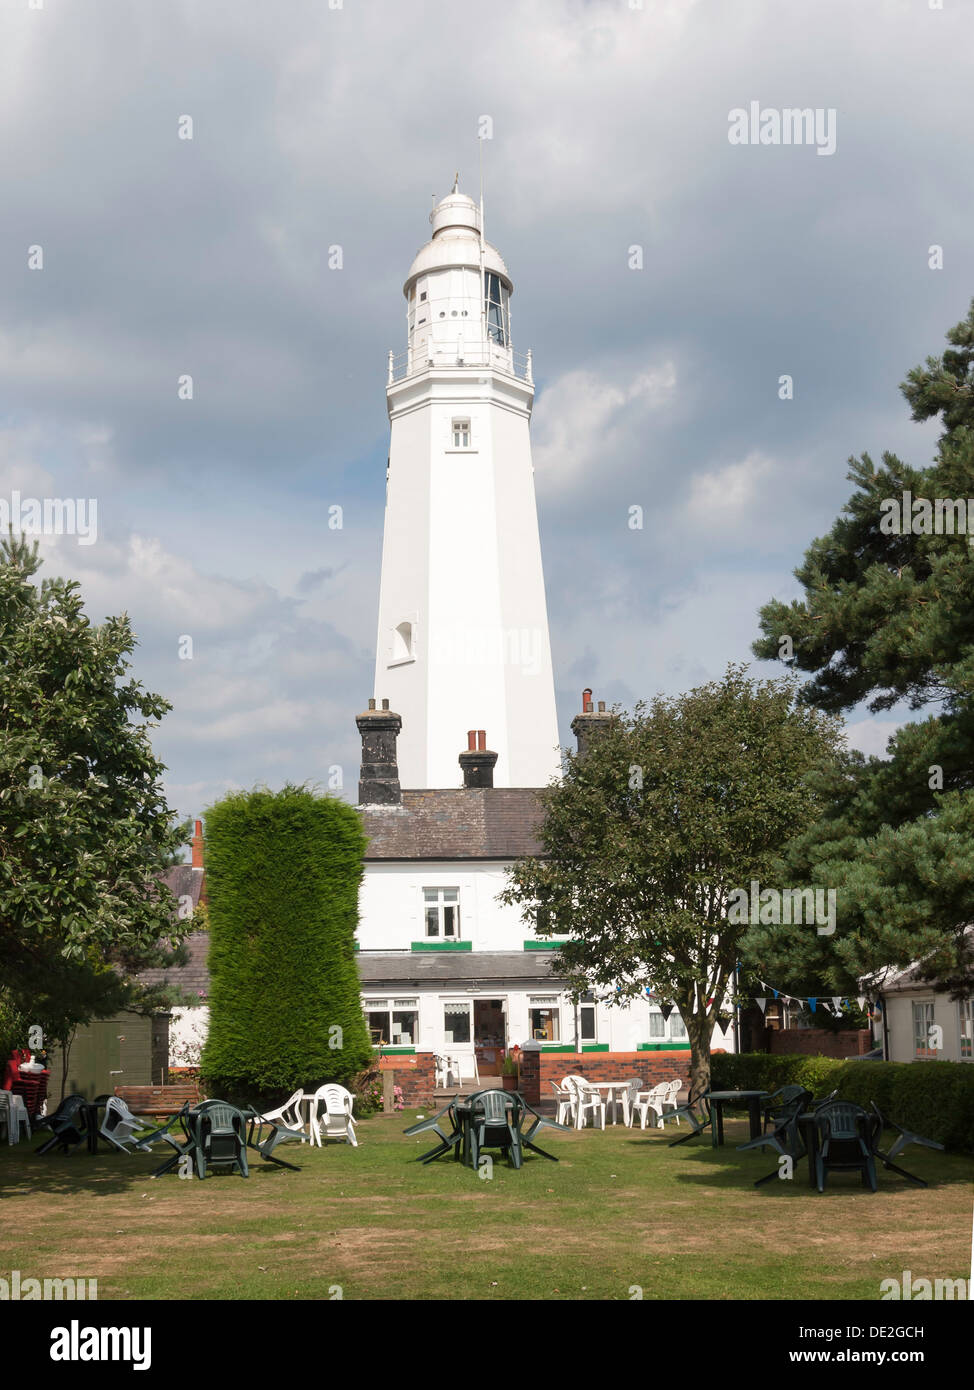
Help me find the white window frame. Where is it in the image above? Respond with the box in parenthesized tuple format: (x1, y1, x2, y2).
(443, 1000, 472, 1046)
(912, 999, 937, 1059)
(451, 418, 471, 449)
(424, 887, 460, 939)
(959, 998, 972, 1060)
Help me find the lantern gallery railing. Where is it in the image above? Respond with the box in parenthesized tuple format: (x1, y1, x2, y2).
(388, 346, 533, 385)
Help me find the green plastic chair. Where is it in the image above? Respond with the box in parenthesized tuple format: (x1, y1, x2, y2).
(240, 1105, 305, 1172)
(869, 1102, 944, 1187)
(514, 1092, 570, 1162)
(661, 1085, 712, 1147)
(403, 1102, 462, 1164)
(813, 1101, 877, 1192)
(468, 1089, 523, 1170)
(762, 1085, 812, 1133)
(33, 1094, 87, 1156)
(739, 1095, 808, 1186)
(195, 1101, 249, 1179)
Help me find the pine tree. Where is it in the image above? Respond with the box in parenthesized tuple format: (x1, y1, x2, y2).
(752, 302, 974, 992)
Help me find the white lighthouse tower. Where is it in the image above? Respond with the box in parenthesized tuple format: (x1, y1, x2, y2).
(372, 180, 561, 790)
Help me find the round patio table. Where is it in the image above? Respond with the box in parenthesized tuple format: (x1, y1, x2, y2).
(702, 1090, 769, 1148)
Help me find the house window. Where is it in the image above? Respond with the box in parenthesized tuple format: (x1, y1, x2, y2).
(959, 999, 972, 1060)
(648, 1009, 665, 1039)
(669, 1013, 687, 1039)
(365, 999, 419, 1047)
(529, 996, 560, 1042)
(452, 419, 470, 449)
(580, 1005, 597, 1043)
(912, 1000, 937, 1058)
(444, 1001, 471, 1045)
(424, 887, 459, 938)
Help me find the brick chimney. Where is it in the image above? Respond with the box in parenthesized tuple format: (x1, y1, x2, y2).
(356, 699, 403, 805)
(191, 819, 204, 868)
(570, 688, 614, 755)
(459, 730, 498, 789)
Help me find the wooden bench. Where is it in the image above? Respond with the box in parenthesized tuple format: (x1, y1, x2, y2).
(114, 1083, 202, 1117)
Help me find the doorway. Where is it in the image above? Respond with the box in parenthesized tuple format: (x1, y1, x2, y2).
(473, 998, 507, 1075)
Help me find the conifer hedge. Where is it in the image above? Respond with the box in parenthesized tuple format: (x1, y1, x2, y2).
(200, 785, 372, 1101)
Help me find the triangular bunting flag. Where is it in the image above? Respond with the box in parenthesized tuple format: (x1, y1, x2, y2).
(832, 996, 843, 1012)
(755, 998, 767, 1014)
(808, 997, 817, 1012)
(659, 1003, 674, 1023)
(857, 996, 867, 1011)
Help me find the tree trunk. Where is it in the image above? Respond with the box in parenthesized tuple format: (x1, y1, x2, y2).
(685, 1008, 713, 1098)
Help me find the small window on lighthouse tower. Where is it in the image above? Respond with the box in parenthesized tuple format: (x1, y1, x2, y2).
(452, 419, 470, 449)
(391, 621, 414, 664)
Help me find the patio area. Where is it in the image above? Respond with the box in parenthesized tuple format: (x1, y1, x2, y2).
(1, 1108, 968, 1301)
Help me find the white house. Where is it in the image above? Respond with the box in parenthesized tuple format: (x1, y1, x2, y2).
(862, 938, 974, 1064)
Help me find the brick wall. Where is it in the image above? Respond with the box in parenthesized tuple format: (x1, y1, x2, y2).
(376, 1053, 437, 1106)
(768, 1028, 870, 1058)
(517, 1050, 691, 1105)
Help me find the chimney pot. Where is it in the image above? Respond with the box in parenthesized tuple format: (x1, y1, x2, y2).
(191, 818, 204, 869)
(368, 698, 376, 711)
(598, 701, 605, 713)
(458, 733, 498, 789)
(381, 698, 389, 711)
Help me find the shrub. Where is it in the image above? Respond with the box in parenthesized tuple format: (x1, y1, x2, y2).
(712, 1052, 974, 1153)
(200, 785, 372, 1101)
(349, 1066, 383, 1117)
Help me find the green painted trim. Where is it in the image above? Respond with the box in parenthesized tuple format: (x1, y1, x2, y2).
(374, 1046, 416, 1055)
(523, 940, 568, 951)
(410, 939, 472, 952)
(537, 1044, 576, 1052)
(581, 1044, 609, 1052)
(637, 1042, 692, 1052)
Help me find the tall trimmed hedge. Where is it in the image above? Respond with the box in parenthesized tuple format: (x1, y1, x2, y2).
(711, 1053, 974, 1154)
(201, 785, 372, 1102)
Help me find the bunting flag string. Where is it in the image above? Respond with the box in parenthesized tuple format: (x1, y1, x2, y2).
(750, 979, 873, 1017)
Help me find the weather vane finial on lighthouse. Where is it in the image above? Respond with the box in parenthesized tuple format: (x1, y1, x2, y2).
(452, 171, 460, 193)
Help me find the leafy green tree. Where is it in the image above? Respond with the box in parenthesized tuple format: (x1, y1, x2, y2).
(753, 302, 974, 992)
(502, 667, 843, 1094)
(201, 785, 372, 1100)
(0, 535, 190, 1019)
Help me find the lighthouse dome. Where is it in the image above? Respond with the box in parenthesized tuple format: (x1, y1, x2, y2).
(404, 188, 511, 297)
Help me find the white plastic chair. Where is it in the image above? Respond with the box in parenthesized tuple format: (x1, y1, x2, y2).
(434, 1055, 451, 1089)
(0, 1092, 31, 1145)
(663, 1079, 683, 1121)
(253, 1088, 308, 1142)
(99, 1096, 146, 1152)
(310, 1084, 358, 1147)
(551, 1078, 576, 1127)
(567, 1075, 605, 1130)
(630, 1082, 669, 1130)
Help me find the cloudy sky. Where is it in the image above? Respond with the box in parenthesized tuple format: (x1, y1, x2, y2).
(3, 0, 971, 835)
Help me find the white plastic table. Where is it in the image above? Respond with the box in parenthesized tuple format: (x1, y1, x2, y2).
(588, 1081, 636, 1126)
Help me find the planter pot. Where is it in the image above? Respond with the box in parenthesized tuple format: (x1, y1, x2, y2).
(501, 1074, 518, 1091)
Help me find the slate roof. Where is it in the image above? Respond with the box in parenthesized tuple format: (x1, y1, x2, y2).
(359, 787, 544, 861)
(139, 931, 211, 996)
(137, 864, 207, 997)
(357, 951, 562, 986)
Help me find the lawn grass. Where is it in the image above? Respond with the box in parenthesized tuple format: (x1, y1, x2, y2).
(1, 1109, 969, 1301)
